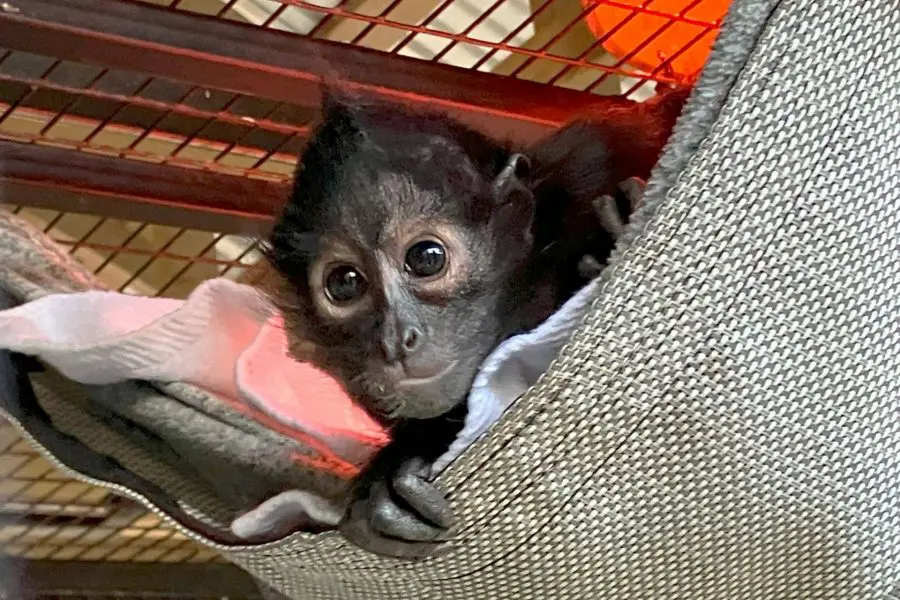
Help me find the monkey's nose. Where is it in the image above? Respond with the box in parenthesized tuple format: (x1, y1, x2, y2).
(379, 325, 423, 363)
(380, 339, 398, 363)
(401, 326, 422, 354)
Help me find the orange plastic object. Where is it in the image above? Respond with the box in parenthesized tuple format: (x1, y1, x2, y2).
(582, 0, 730, 80)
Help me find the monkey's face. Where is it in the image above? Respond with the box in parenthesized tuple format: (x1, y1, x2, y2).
(273, 169, 535, 422)
(286, 173, 534, 421)
(268, 94, 538, 421)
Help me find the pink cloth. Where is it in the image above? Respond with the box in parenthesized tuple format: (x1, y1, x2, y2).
(0, 278, 390, 473)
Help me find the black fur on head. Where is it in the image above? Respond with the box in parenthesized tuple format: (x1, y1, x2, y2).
(266, 88, 551, 422)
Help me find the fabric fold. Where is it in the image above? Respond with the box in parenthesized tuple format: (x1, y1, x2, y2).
(0, 228, 588, 535)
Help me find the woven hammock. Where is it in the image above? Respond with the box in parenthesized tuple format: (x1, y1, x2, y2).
(2, 0, 899, 597)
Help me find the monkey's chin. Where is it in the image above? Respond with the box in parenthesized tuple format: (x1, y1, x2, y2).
(395, 395, 465, 420)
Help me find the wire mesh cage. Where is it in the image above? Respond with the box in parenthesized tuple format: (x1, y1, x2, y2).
(0, 0, 726, 595)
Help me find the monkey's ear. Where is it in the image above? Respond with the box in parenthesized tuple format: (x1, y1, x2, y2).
(490, 153, 535, 239)
(491, 153, 532, 206)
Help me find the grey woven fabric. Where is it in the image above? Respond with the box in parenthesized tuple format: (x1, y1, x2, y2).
(4, 0, 900, 597)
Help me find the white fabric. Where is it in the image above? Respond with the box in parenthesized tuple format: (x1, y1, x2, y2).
(0, 278, 387, 450)
(432, 276, 601, 475)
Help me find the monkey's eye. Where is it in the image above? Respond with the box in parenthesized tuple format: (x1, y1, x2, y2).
(324, 265, 368, 304)
(404, 240, 447, 278)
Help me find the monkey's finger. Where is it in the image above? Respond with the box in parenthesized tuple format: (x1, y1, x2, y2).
(392, 458, 455, 529)
(619, 176, 647, 212)
(369, 481, 447, 542)
(370, 499, 447, 543)
(577, 255, 604, 280)
(340, 497, 448, 560)
(592, 194, 627, 239)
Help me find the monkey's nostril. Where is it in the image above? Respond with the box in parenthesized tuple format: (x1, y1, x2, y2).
(402, 326, 421, 353)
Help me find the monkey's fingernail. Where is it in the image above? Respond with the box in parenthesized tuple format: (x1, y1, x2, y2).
(620, 177, 647, 211)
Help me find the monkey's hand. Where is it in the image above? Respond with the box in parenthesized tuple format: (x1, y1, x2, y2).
(339, 410, 463, 559)
(340, 455, 453, 559)
(593, 176, 647, 241)
(578, 176, 648, 280)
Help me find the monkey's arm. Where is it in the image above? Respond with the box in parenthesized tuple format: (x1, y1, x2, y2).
(339, 405, 464, 559)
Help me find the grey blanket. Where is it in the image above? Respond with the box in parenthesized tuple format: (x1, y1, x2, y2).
(0, 209, 353, 541)
(4, 0, 900, 597)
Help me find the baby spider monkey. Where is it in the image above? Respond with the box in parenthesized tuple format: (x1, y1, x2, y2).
(267, 84, 689, 558)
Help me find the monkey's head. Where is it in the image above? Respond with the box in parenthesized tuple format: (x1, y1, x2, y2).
(267, 93, 542, 422)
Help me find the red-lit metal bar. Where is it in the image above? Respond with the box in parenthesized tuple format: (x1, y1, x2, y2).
(117, 227, 189, 292)
(621, 24, 715, 96)
(469, 0, 559, 71)
(590, 0, 721, 27)
(33, 68, 109, 138)
(77, 77, 163, 149)
(0, 73, 309, 138)
(14, 559, 262, 597)
(216, 0, 242, 17)
(0, 59, 60, 124)
(546, 0, 656, 86)
(508, 1, 601, 78)
(90, 223, 149, 277)
(0, 140, 288, 234)
(0, 487, 142, 555)
(266, 0, 683, 85)
(429, 0, 510, 64)
(305, 2, 342, 39)
(0, 127, 291, 181)
(383, 0, 451, 53)
(218, 241, 263, 280)
(262, 3, 292, 27)
(152, 233, 226, 298)
(0, 0, 620, 143)
(66, 216, 107, 255)
(210, 102, 293, 167)
(619, 0, 720, 95)
(53, 240, 248, 270)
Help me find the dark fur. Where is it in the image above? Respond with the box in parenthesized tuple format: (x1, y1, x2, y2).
(268, 93, 554, 422)
(527, 87, 688, 301)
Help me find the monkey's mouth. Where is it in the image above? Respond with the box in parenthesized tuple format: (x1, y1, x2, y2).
(362, 359, 469, 421)
(395, 360, 458, 390)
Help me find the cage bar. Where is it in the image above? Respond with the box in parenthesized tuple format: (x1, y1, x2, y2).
(0, 140, 287, 234)
(11, 558, 263, 597)
(0, 0, 625, 142)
